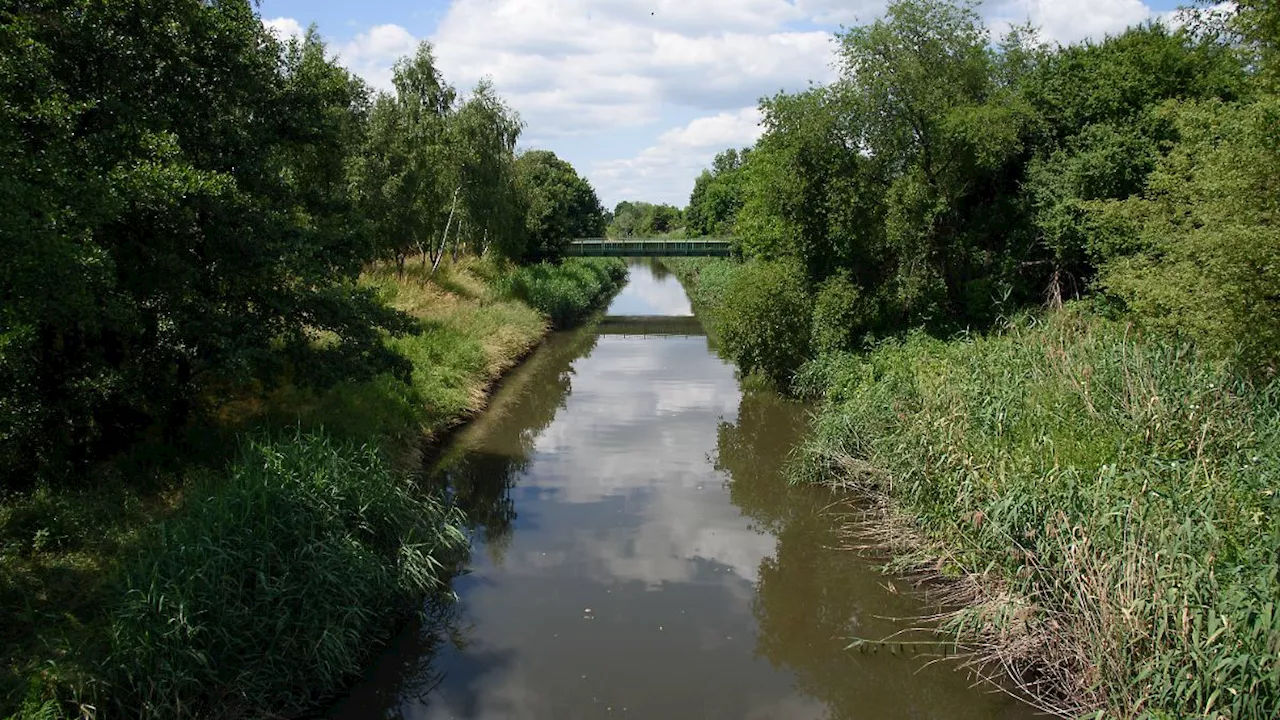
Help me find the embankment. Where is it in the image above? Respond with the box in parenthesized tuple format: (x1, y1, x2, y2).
(668, 257, 1280, 719)
(1, 258, 627, 719)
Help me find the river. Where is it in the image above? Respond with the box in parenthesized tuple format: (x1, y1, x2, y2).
(326, 260, 1036, 719)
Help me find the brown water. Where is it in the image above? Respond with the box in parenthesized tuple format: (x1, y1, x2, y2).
(327, 261, 1036, 720)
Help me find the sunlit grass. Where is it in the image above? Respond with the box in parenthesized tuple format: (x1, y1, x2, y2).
(795, 309, 1280, 718)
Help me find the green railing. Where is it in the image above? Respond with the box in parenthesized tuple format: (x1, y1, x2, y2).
(567, 237, 734, 257)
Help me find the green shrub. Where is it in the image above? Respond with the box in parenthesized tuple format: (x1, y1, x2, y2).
(797, 309, 1280, 718)
(810, 274, 873, 355)
(106, 432, 466, 719)
(498, 259, 626, 328)
(715, 261, 812, 387)
(673, 259, 738, 333)
(1101, 97, 1280, 376)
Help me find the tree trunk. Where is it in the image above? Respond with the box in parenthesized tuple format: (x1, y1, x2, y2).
(432, 186, 461, 275)
(452, 218, 465, 263)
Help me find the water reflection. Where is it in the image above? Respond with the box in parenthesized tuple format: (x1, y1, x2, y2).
(720, 391, 1033, 720)
(327, 263, 1035, 720)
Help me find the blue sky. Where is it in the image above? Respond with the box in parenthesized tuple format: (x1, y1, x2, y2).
(259, 0, 1187, 210)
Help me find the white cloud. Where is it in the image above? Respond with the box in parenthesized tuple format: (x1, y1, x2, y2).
(592, 107, 763, 207)
(338, 23, 421, 91)
(796, 0, 891, 26)
(987, 0, 1157, 45)
(429, 0, 836, 137)
(262, 16, 304, 43)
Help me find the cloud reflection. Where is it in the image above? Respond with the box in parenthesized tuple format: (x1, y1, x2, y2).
(604, 263, 694, 316)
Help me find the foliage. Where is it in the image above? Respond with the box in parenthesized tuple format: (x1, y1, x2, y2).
(1101, 97, 1280, 375)
(609, 201, 685, 238)
(0, 1, 619, 709)
(686, 260, 812, 388)
(515, 150, 606, 262)
(668, 0, 1280, 714)
(0, 251, 625, 717)
(107, 432, 467, 718)
(451, 81, 527, 261)
(497, 259, 627, 328)
(687, 0, 1259, 366)
(810, 274, 875, 355)
(353, 43, 458, 269)
(0, 4, 415, 485)
(685, 149, 748, 237)
(795, 310, 1280, 718)
(1019, 23, 1246, 285)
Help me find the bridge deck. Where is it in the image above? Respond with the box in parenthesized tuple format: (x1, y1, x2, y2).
(596, 315, 704, 337)
(568, 238, 733, 257)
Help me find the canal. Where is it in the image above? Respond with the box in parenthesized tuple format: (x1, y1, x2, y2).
(327, 261, 1035, 719)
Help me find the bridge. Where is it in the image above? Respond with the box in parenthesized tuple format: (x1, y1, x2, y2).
(596, 315, 704, 337)
(567, 237, 733, 257)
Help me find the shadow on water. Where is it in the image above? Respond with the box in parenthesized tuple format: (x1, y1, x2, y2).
(323, 327, 602, 720)
(718, 391, 1034, 719)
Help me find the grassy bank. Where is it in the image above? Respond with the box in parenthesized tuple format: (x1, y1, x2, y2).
(670, 258, 1280, 718)
(1, 257, 627, 719)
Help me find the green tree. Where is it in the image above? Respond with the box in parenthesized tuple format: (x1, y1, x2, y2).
(838, 0, 1034, 321)
(0, 1, 409, 483)
(1102, 97, 1280, 374)
(715, 261, 813, 387)
(735, 87, 885, 287)
(353, 42, 457, 272)
(515, 150, 605, 262)
(686, 149, 748, 237)
(449, 80, 526, 261)
(1021, 24, 1246, 293)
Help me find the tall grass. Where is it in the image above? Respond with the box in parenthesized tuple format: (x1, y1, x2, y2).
(794, 309, 1280, 718)
(497, 258, 627, 328)
(106, 431, 467, 719)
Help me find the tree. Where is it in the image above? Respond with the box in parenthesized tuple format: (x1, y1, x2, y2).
(1101, 97, 1280, 374)
(353, 42, 457, 272)
(514, 150, 605, 262)
(0, 2, 409, 483)
(735, 87, 885, 287)
(608, 201, 684, 237)
(1020, 24, 1247, 292)
(686, 149, 749, 237)
(449, 80, 525, 261)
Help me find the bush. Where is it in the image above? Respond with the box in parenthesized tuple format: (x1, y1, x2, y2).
(1101, 98, 1280, 376)
(106, 432, 466, 718)
(810, 274, 873, 355)
(674, 259, 737, 328)
(715, 261, 812, 387)
(498, 259, 627, 328)
(797, 309, 1280, 718)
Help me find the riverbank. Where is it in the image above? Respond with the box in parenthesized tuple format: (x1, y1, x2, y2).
(667, 257, 1280, 719)
(0, 258, 627, 719)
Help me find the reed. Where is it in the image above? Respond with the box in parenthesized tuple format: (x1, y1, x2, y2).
(795, 308, 1280, 718)
(106, 431, 467, 718)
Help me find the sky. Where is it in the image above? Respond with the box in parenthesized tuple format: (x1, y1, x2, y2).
(258, 0, 1187, 210)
